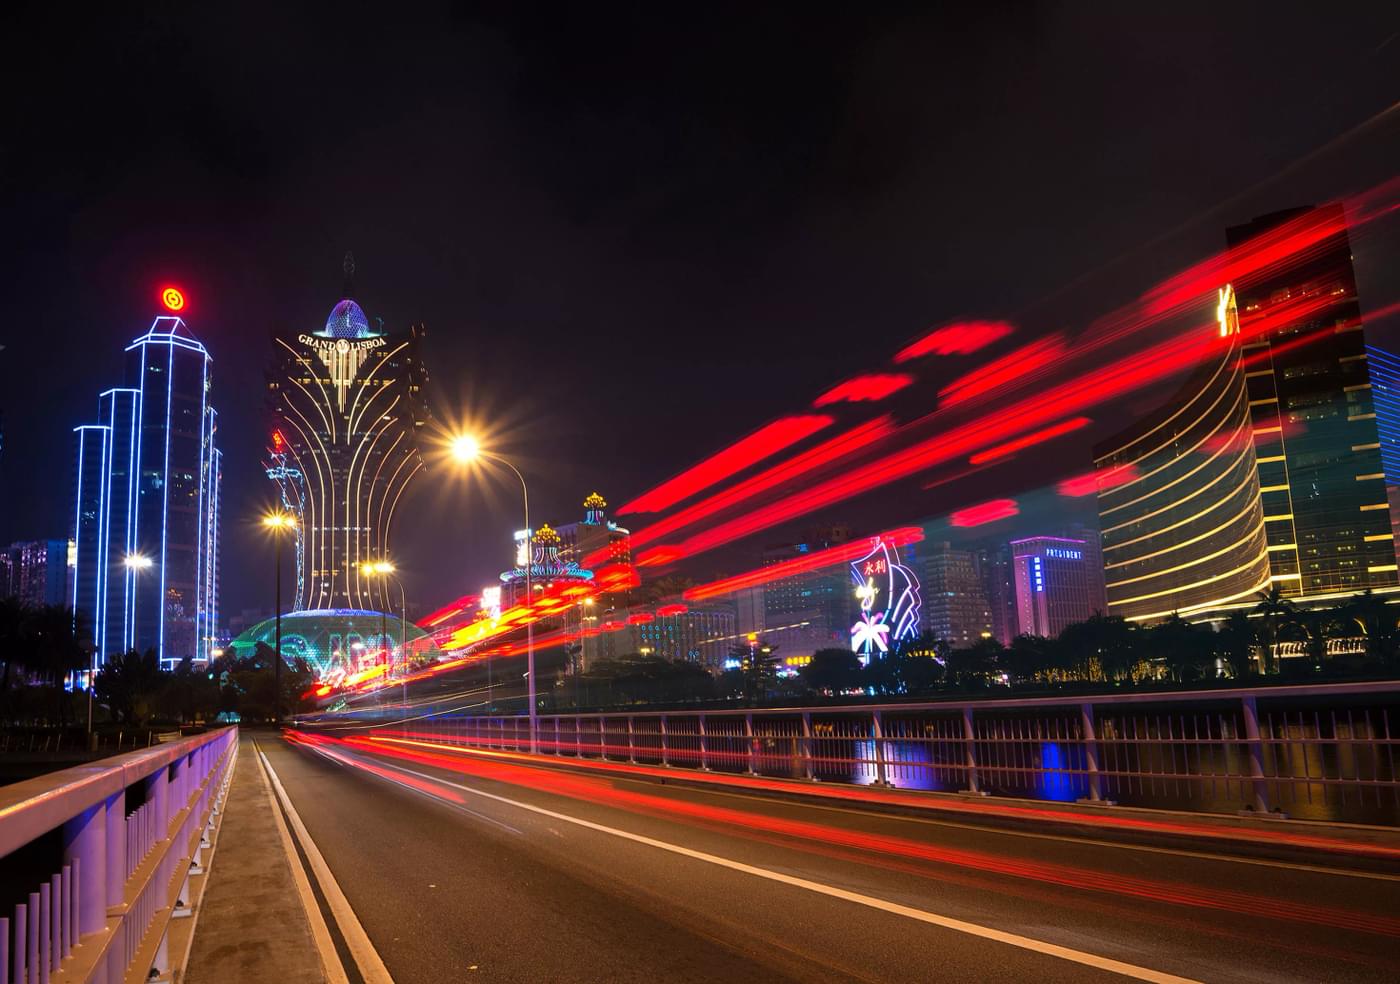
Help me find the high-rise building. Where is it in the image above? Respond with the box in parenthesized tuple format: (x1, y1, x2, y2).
(1, 540, 69, 607)
(71, 303, 222, 667)
(555, 493, 631, 570)
(1368, 346, 1400, 566)
(760, 525, 854, 658)
(1010, 536, 1095, 638)
(266, 259, 431, 612)
(1227, 205, 1397, 598)
(976, 542, 1018, 643)
(922, 542, 993, 647)
(595, 605, 737, 672)
(1094, 293, 1272, 621)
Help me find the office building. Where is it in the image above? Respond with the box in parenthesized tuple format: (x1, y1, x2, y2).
(760, 526, 854, 658)
(1011, 536, 1095, 638)
(977, 542, 1018, 643)
(1093, 291, 1271, 621)
(71, 304, 222, 667)
(595, 604, 736, 672)
(266, 258, 431, 612)
(1228, 205, 1397, 598)
(1, 540, 70, 608)
(922, 542, 993, 647)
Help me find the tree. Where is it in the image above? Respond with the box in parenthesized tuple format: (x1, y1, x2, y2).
(1253, 586, 1298, 675)
(1003, 634, 1055, 684)
(1346, 589, 1399, 667)
(0, 597, 31, 722)
(1216, 611, 1256, 679)
(28, 604, 91, 723)
(1146, 613, 1214, 682)
(95, 649, 162, 724)
(802, 648, 863, 696)
(157, 657, 221, 724)
(730, 637, 780, 704)
(1058, 613, 1139, 681)
(945, 637, 1002, 688)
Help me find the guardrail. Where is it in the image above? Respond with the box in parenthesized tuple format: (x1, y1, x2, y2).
(381, 682, 1400, 825)
(0, 727, 236, 984)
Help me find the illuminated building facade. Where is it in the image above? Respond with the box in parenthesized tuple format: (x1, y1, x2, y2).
(921, 542, 993, 647)
(266, 271, 430, 612)
(227, 608, 441, 683)
(1369, 346, 1400, 564)
(555, 493, 631, 569)
(595, 605, 736, 671)
(760, 526, 854, 658)
(1011, 537, 1095, 638)
(499, 524, 594, 606)
(71, 309, 222, 667)
(1227, 206, 1397, 597)
(849, 535, 921, 660)
(1094, 294, 1271, 621)
(1, 540, 70, 607)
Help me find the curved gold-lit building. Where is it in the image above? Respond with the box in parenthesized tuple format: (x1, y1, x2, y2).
(265, 266, 431, 612)
(1092, 286, 1272, 622)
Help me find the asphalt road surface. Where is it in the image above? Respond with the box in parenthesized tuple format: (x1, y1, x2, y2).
(255, 732, 1400, 983)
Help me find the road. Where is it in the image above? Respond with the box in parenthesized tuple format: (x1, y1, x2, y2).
(255, 731, 1400, 983)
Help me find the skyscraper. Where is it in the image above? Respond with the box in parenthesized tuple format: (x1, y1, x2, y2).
(1094, 290, 1272, 621)
(921, 542, 993, 647)
(71, 300, 222, 667)
(1, 540, 70, 608)
(760, 525, 854, 658)
(1010, 536, 1095, 638)
(266, 260, 431, 612)
(1227, 205, 1397, 598)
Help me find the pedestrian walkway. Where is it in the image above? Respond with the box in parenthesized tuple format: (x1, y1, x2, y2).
(185, 734, 333, 984)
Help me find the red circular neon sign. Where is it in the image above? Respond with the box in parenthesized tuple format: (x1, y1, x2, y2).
(160, 286, 186, 312)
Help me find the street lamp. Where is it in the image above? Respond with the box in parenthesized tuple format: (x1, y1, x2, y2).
(361, 561, 409, 714)
(262, 512, 296, 726)
(96, 552, 154, 740)
(448, 432, 538, 753)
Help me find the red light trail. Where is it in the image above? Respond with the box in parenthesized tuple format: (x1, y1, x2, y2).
(895, 320, 1015, 362)
(618, 415, 834, 515)
(949, 498, 1019, 527)
(968, 416, 1091, 465)
(813, 373, 914, 406)
(682, 526, 924, 602)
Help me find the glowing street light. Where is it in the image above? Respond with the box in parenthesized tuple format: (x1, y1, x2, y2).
(445, 432, 538, 752)
(361, 560, 408, 709)
(262, 511, 297, 725)
(124, 553, 153, 570)
(449, 433, 480, 464)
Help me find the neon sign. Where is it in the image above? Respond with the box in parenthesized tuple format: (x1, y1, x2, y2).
(849, 536, 921, 662)
(1044, 548, 1081, 560)
(160, 286, 186, 312)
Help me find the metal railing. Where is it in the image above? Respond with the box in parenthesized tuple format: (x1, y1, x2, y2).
(0, 727, 236, 984)
(380, 682, 1400, 825)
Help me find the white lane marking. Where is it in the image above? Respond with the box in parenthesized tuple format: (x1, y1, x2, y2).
(260, 747, 396, 984)
(253, 741, 350, 984)
(383, 737, 1400, 883)
(330, 750, 1201, 984)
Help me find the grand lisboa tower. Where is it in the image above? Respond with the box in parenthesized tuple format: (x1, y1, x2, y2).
(265, 255, 431, 616)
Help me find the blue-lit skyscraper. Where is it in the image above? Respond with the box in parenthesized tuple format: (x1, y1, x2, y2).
(71, 303, 222, 668)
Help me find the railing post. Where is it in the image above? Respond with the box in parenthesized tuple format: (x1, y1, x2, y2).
(801, 712, 814, 780)
(961, 705, 980, 794)
(871, 710, 890, 787)
(104, 790, 125, 907)
(1240, 695, 1271, 814)
(146, 766, 169, 837)
(598, 717, 607, 761)
(62, 800, 106, 936)
(697, 714, 709, 771)
(744, 713, 757, 775)
(1079, 703, 1102, 803)
(627, 715, 636, 764)
(659, 715, 669, 766)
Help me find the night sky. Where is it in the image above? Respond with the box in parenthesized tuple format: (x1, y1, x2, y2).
(2, 3, 1397, 619)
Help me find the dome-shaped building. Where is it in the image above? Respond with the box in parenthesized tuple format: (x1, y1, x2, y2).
(227, 608, 442, 682)
(321, 299, 374, 339)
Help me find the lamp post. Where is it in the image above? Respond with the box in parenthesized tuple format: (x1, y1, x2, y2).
(361, 561, 408, 716)
(262, 513, 296, 726)
(450, 434, 538, 753)
(101, 553, 153, 741)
